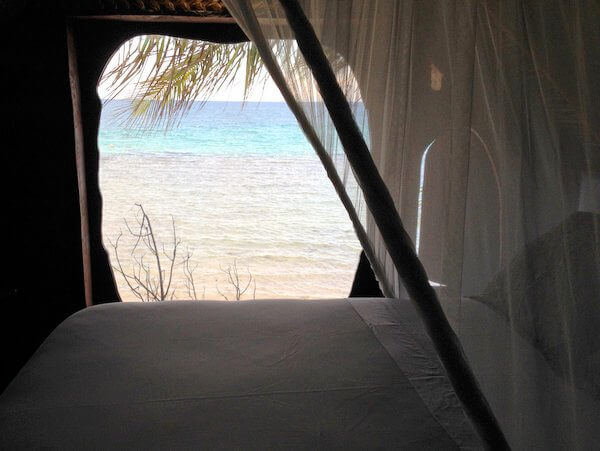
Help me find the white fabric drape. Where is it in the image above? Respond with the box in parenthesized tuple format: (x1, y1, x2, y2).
(223, 0, 600, 448)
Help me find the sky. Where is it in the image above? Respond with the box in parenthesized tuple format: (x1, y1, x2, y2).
(96, 38, 285, 103)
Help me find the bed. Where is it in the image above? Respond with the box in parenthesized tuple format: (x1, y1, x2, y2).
(0, 298, 479, 449)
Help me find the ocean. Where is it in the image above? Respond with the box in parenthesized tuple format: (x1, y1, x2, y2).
(98, 100, 362, 301)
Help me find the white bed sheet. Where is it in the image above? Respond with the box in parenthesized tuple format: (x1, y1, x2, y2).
(0, 298, 479, 449)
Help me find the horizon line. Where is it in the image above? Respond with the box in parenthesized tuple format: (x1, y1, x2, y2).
(100, 98, 287, 103)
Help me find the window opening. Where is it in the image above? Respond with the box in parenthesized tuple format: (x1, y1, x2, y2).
(97, 35, 363, 301)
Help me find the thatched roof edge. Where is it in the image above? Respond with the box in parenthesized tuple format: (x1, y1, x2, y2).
(0, 0, 230, 18)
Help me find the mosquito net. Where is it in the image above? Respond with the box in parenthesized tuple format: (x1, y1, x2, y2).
(223, 0, 600, 448)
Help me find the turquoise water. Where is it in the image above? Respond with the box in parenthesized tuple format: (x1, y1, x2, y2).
(98, 100, 362, 300)
(100, 101, 313, 157)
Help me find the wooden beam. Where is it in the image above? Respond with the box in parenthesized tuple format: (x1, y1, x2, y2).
(276, 0, 510, 448)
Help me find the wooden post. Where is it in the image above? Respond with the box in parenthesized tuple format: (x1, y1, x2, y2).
(276, 0, 509, 448)
(67, 21, 93, 307)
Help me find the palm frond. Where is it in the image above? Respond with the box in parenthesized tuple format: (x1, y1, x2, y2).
(101, 35, 269, 130)
(100, 34, 355, 131)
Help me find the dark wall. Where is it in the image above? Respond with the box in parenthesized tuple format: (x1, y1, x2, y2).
(0, 15, 85, 391)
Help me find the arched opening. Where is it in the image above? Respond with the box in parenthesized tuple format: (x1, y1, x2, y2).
(97, 35, 363, 301)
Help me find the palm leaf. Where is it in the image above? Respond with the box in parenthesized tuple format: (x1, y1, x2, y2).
(100, 35, 354, 131)
(101, 35, 269, 130)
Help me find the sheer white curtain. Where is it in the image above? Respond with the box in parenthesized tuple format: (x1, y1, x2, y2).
(223, 0, 600, 448)
(223, 0, 400, 298)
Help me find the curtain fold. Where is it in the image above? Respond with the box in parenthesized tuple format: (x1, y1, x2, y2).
(222, 0, 600, 449)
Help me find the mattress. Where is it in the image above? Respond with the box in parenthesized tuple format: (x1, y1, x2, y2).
(0, 298, 479, 449)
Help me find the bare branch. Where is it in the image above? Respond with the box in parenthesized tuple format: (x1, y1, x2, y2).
(109, 205, 256, 302)
(135, 204, 165, 300)
(109, 232, 145, 301)
(163, 215, 178, 296)
(216, 282, 229, 301)
(217, 260, 255, 301)
(182, 248, 198, 299)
